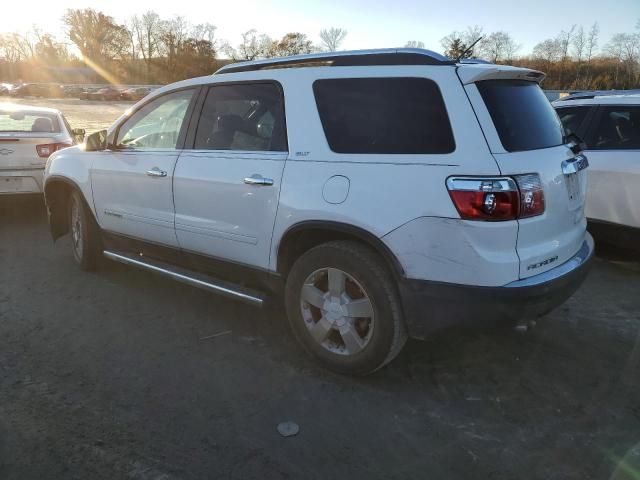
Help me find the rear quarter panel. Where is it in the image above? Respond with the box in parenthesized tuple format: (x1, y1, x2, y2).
(268, 66, 513, 282)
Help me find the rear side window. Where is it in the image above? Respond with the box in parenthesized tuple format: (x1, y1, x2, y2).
(477, 80, 564, 152)
(313, 77, 455, 154)
(556, 107, 590, 137)
(588, 107, 640, 150)
(194, 82, 287, 152)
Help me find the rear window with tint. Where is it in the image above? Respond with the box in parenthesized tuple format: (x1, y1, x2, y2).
(0, 111, 61, 133)
(313, 77, 455, 154)
(477, 80, 563, 152)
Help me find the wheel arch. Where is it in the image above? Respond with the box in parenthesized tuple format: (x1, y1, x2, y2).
(44, 175, 96, 241)
(276, 221, 405, 279)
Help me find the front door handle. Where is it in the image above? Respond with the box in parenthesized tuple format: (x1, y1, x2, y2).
(146, 167, 167, 177)
(244, 175, 274, 186)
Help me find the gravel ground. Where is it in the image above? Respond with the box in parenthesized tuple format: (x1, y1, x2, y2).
(0, 197, 639, 480)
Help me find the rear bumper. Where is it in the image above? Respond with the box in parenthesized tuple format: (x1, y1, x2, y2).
(0, 169, 44, 194)
(399, 233, 595, 338)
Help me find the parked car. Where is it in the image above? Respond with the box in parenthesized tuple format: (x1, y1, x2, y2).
(0, 104, 82, 196)
(43, 49, 594, 375)
(554, 94, 640, 250)
(8, 83, 64, 98)
(62, 85, 88, 98)
(84, 87, 122, 101)
(120, 87, 152, 101)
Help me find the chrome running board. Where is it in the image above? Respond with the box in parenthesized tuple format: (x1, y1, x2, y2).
(103, 250, 265, 307)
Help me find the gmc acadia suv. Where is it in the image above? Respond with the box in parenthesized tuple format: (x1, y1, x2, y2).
(43, 49, 594, 375)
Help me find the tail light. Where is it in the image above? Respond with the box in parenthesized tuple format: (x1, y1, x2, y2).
(447, 174, 545, 221)
(36, 142, 72, 158)
(514, 173, 545, 218)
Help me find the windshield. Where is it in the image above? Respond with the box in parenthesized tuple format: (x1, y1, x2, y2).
(0, 111, 61, 133)
(477, 80, 564, 152)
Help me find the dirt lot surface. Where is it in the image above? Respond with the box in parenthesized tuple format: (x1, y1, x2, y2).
(0, 96, 133, 133)
(1, 197, 639, 479)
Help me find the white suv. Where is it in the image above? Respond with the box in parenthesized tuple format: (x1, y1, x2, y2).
(44, 49, 594, 375)
(554, 94, 640, 250)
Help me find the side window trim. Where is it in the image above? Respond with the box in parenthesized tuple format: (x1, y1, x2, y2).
(184, 80, 288, 152)
(111, 86, 200, 150)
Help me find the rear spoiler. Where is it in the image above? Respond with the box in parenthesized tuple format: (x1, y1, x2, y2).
(457, 65, 545, 85)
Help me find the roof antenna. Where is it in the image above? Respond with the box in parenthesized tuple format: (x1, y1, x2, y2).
(457, 36, 483, 62)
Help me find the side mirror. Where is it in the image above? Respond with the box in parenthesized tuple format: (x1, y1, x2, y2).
(72, 128, 85, 143)
(84, 130, 107, 151)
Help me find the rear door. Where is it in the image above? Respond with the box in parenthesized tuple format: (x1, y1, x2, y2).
(173, 81, 288, 269)
(581, 105, 640, 228)
(463, 75, 588, 279)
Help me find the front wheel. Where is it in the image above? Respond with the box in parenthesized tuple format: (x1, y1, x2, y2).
(69, 190, 102, 270)
(285, 241, 407, 376)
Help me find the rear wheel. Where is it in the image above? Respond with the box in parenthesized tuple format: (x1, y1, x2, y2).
(285, 241, 407, 375)
(69, 190, 102, 270)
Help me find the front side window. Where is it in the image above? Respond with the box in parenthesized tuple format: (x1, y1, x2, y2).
(477, 80, 564, 152)
(194, 83, 287, 152)
(313, 77, 455, 154)
(117, 89, 195, 149)
(556, 107, 590, 138)
(588, 107, 640, 150)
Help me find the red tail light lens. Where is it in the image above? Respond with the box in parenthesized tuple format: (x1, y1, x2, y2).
(447, 178, 519, 221)
(36, 142, 72, 158)
(446, 175, 545, 221)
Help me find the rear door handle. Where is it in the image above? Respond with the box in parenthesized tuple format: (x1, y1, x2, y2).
(146, 167, 167, 177)
(244, 175, 274, 186)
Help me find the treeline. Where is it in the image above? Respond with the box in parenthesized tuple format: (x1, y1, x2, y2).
(0, 9, 638, 90)
(437, 23, 640, 89)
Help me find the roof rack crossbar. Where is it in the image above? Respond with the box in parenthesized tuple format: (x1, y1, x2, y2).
(215, 48, 454, 74)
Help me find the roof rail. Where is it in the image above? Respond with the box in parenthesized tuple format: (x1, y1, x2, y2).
(215, 48, 454, 74)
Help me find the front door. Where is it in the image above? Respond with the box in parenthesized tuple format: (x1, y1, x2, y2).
(173, 82, 288, 269)
(91, 88, 196, 246)
(583, 105, 640, 229)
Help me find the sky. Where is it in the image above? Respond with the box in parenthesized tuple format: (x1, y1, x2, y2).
(0, 0, 638, 55)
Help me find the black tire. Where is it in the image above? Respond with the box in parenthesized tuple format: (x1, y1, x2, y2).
(285, 241, 407, 376)
(69, 190, 102, 271)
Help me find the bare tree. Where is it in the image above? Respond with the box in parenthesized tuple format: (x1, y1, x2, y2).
(572, 25, 586, 62)
(441, 25, 484, 58)
(558, 25, 576, 63)
(224, 29, 273, 61)
(405, 40, 425, 49)
(132, 11, 163, 79)
(533, 38, 563, 65)
(571, 25, 586, 85)
(319, 27, 347, 52)
(479, 31, 519, 63)
(606, 32, 640, 86)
